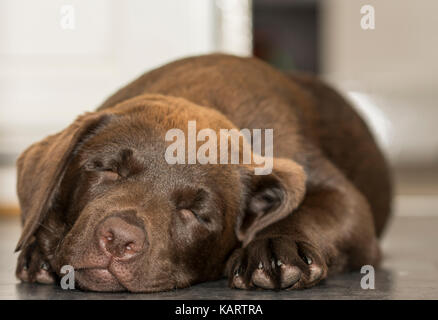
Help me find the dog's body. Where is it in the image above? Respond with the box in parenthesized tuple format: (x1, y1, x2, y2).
(15, 54, 391, 292)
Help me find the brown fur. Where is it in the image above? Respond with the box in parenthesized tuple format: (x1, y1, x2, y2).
(15, 54, 391, 292)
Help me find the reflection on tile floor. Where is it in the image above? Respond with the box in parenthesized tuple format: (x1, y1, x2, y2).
(1, 214, 437, 299)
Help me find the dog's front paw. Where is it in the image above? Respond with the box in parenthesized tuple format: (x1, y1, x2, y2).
(226, 237, 327, 290)
(16, 241, 56, 285)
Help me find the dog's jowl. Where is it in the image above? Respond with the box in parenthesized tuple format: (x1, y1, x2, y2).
(14, 54, 392, 292)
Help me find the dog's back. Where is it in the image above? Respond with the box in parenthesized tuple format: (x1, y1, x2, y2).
(287, 73, 392, 236)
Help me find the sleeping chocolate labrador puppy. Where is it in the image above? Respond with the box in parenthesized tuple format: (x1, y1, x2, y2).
(15, 54, 391, 292)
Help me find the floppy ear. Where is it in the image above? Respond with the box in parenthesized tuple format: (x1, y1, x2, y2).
(15, 112, 111, 252)
(236, 158, 306, 246)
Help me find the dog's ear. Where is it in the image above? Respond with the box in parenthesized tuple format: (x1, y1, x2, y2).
(237, 158, 306, 246)
(15, 112, 112, 252)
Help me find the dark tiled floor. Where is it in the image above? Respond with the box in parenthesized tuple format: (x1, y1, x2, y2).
(1, 214, 437, 300)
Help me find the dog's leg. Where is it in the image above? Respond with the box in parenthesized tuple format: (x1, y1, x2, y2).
(16, 210, 66, 285)
(226, 156, 381, 290)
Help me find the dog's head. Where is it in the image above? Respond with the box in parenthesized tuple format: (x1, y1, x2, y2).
(15, 94, 306, 292)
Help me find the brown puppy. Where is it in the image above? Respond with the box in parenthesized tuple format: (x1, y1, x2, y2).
(15, 54, 391, 292)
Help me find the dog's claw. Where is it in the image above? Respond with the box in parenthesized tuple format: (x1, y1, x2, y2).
(305, 256, 312, 265)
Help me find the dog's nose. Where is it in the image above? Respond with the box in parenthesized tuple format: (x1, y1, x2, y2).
(96, 215, 146, 261)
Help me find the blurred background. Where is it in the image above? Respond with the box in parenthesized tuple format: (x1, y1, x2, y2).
(0, 0, 437, 218)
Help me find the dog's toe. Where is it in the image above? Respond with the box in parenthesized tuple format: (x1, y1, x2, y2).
(280, 264, 302, 289)
(16, 265, 30, 282)
(232, 273, 249, 289)
(34, 265, 56, 284)
(251, 266, 274, 289)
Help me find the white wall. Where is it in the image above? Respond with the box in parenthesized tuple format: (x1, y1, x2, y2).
(0, 0, 217, 157)
(321, 0, 438, 167)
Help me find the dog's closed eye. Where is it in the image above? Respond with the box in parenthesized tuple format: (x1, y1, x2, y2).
(84, 160, 121, 182)
(173, 188, 211, 224)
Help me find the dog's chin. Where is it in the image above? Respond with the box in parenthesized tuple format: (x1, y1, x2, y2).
(75, 268, 181, 293)
(75, 268, 126, 292)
